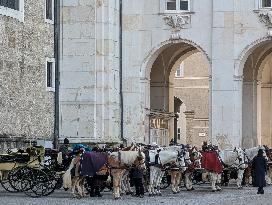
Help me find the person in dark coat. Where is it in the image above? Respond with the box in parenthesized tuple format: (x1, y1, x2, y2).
(132, 157, 145, 198)
(252, 149, 267, 194)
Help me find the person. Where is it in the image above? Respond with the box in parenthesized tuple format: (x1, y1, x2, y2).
(252, 149, 267, 194)
(58, 138, 71, 168)
(131, 157, 145, 198)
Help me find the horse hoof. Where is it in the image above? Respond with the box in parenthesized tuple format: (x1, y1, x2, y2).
(157, 193, 162, 196)
(238, 186, 243, 190)
(212, 190, 216, 192)
(191, 187, 195, 190)
(216, 189, 221, 192)
(172, 192, 177, 194)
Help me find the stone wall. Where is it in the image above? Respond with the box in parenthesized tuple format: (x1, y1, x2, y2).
(59, 0, 121, 143)
(0, 0, 55, 149)
(170, 52, 210, 148)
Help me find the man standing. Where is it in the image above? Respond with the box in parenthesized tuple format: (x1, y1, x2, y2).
(252, 149, 267, 194)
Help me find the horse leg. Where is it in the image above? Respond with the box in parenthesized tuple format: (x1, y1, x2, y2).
(111, 171, 118, 199)
(170, 171, 176, 193)
(156, 170, 164, 196)
(210, 173, 217, 192)
(184, 172, 192, 190)
(237, 169, 244, 189)
(149, 166, 155, 196)
(176, 171, 182, 193)
(215, 174, 222, 191)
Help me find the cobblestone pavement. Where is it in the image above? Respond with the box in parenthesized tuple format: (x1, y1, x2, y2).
(1, 184, 272, 205)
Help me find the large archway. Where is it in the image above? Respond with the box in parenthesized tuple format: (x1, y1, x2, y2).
(241, 39, 272, 148)
(146, 40, 211, 146)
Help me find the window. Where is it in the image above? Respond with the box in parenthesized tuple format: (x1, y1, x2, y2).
(261, 0, 272, 8)
(0, 0, 19, 10)
(177, 128, 181, 140)
(45, 0, 54, 23)
(165, 0, 189, 11)
(0, 0, 24, 21)
(175, 62, 184, 77)
(46, 58, 55, 91)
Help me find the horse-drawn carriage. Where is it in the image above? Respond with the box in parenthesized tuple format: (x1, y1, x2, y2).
(0, 146, 61, 197)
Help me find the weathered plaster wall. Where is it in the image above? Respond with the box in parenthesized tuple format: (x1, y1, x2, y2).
(59, 0, 121, 143)
(0, 0, 55, 146)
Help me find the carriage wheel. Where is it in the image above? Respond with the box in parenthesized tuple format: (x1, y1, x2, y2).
(8, 167, 32, 192)
(40, 170, 58, 196)
(24, 169, 49, 197)
(0, 178, 17, 193)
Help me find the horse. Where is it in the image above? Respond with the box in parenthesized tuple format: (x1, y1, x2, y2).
(163, 146, 191, 193)
(107, 150, 146, 199)
(147, 148, 185, 196)
(186, 146, 247, 191)
(219, 147, 248, 189)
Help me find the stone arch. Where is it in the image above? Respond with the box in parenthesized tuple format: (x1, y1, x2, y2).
(140, 38, 211, 80)
(237, 36, 272, 148)
(235, 36, 272, 77)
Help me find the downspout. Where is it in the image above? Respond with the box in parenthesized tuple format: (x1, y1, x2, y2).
(209, 0, 213, 145)
(119, 0, 127, 145)
(53, 0, 60, 149)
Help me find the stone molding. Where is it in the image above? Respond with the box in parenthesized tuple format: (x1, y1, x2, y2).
(233, 75, 244, 82)
(163, 14, 190, 31)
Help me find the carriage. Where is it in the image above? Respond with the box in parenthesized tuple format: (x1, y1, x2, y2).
(0, 146, 61, 197)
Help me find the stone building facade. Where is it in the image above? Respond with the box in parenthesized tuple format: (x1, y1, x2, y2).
(0, 0, 55, 150)
(2, 0, 272, 150)
(59, 0, 272, 149)
(170, 52, 210, 148)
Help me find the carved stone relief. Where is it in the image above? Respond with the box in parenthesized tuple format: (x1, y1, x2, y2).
(163, 14, 190, 31)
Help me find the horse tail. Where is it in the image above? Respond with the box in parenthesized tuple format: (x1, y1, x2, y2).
(62, 158, 75, 189)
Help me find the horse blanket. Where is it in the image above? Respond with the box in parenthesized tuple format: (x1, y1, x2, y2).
(201, 151, 223, 174)
(80, 151, 107, 176)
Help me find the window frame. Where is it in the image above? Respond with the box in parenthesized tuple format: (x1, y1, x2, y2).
(260, 0, 272, 8)
(175, 62, 185, 78)
(45, 0, 54, 24)
(161, 0, 191, 13)
(46, 57, 55, 92)
(0, 0, 24, 22)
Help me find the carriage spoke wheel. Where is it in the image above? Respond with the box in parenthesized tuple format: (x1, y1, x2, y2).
(8, 167, 32, 192)
(0, 178, 17, 193)
(24, 169, 50, 197)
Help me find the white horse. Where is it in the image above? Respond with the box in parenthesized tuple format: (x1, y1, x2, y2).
(186, 147, 247, 191)
(148, 148, 181, 196)
(220, 147, 248, 189)
(164, 146, 190, 193)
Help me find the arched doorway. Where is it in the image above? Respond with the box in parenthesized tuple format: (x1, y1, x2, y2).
(241, 39, 272, 148)
(147, 40, 211, 146)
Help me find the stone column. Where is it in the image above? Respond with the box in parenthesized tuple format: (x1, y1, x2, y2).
(184, 110, 195, 145)
(257, 80, 262, 146)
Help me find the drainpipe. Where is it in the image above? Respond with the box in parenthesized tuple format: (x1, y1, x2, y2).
(119, 0, 127, 146)
(53, 0, 60, 149)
